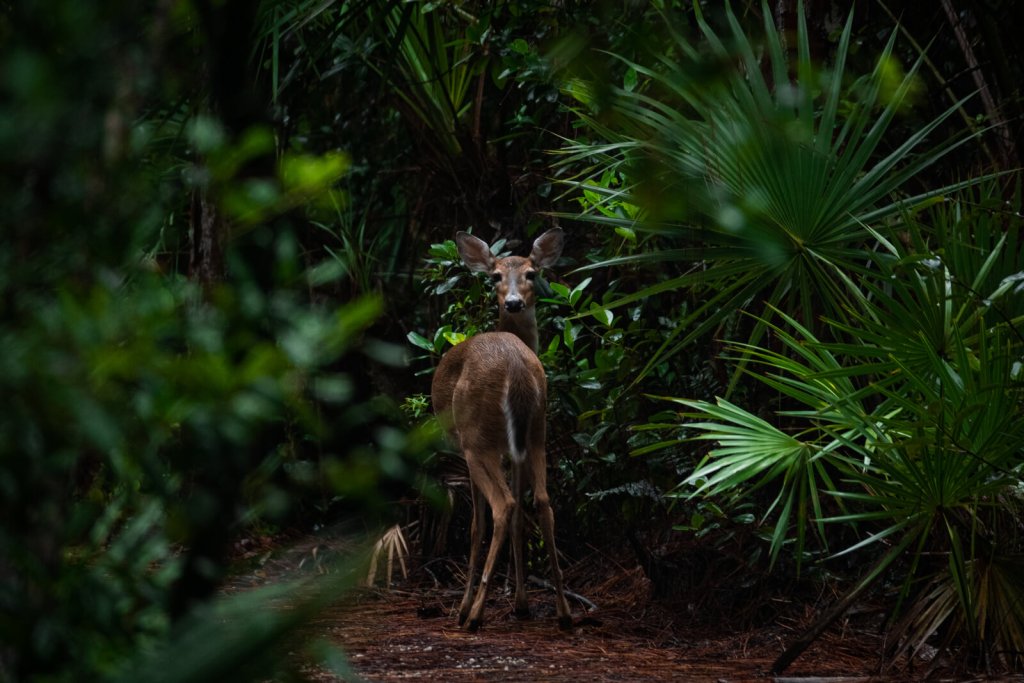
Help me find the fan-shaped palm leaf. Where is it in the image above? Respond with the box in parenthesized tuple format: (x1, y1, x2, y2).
(557, 0, 997, 390)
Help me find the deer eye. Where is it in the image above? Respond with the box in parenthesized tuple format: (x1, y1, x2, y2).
(525, 271, 536, 281)
(490, 272, 502, 283)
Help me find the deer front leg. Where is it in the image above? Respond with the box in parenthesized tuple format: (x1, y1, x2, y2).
(458, 483, 486, 626)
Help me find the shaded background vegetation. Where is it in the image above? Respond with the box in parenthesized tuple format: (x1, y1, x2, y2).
(1, 0, 1021, 680)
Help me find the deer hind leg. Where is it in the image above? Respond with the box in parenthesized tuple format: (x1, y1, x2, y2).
(464, 448, 515, 632)
(510, 462, 529, 618)
(529, 448, 572, 630)
(458, 482, 486, 626)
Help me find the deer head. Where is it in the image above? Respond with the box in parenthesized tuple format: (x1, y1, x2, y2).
(454, 228, 564, 352)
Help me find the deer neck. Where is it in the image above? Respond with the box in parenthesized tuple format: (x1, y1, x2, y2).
(498, 308, 539, 355)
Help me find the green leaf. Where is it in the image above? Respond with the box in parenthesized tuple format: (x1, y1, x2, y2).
(443, 330, 468, 347)
(590, 303, 613, 327)
(549, 281, 571, 300)
(509, 38, 530, 55)
(614, 226, 637, 243)
(623, 67, 638, 92)
(569, 277, 591, 306)
(406, 331, 434, 352)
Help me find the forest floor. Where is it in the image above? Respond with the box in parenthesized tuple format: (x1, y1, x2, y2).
(227, 526, 1014, 682)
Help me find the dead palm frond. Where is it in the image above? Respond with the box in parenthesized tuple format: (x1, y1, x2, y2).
(365, 524, 409, 589)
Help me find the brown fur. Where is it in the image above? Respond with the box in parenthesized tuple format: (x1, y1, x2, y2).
(431, 229, 571, 631)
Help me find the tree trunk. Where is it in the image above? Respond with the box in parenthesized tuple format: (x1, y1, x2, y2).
(189, 187, 225, 287)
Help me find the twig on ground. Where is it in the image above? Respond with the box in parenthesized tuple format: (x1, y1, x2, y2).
(528, 575, 598, 612)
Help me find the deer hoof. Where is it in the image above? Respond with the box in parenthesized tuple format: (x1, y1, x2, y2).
(466, 618, 482, 633)
(558, 615, 573, 631)
(514, 606, 531, 620)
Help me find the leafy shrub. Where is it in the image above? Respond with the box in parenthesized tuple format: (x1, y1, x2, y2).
(0, 2, 427, 679)
(667, 183, 1024, 669)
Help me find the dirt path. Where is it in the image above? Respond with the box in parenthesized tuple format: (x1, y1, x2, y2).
(320, 592, 763, 681)
(229, 531, 977, 682)
(305, 582, 889, 682)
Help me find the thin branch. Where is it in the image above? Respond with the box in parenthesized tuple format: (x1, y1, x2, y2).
(876, 0, 997, 166)
(939, 0, 1017, 168)
(528, 575, 598, 612)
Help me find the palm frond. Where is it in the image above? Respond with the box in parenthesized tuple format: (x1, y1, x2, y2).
(365, 523, 409, 589)
(558, 0, 996, 390)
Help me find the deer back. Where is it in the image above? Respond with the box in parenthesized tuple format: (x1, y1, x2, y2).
(432, 331, 546, 462)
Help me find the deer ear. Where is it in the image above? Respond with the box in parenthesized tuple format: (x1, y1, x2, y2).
(456, 232, 495, 273)
(529, 228, 564, 269)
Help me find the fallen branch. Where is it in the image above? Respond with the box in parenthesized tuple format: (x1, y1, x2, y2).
(528, 575, 598, 612)
(771, 542, 906, 675)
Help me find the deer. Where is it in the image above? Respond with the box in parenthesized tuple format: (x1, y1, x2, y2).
(431, 227, 572, 632)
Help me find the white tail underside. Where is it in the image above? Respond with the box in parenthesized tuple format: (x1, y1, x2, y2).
(503, 377, 527, 464)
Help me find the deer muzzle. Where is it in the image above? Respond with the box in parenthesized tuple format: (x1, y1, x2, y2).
(504, 297, 525, 313)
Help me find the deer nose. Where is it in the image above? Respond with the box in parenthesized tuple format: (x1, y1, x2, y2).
(504, 297, 525, 313)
